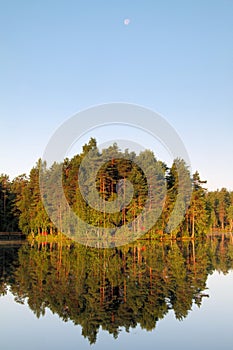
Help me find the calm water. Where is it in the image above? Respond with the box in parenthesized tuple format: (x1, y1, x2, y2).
(0, 236, 233, 350)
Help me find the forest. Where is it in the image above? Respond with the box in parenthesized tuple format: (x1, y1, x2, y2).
(0, 138, 233, 240)
(1, 139, 233, 344)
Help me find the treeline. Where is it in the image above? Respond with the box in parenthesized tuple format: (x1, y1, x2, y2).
(0, 174, 19, 232)
(1, 236, 233, 344)
(206, 189, 233, 232)
(0, 138, 233, 238)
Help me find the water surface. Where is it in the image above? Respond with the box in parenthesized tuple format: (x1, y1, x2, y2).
(0, 236, 232, 349)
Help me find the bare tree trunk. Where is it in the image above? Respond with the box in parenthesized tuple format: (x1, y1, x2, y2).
(191, 209, 195, 239)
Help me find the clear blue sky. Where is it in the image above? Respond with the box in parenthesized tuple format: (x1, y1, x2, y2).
(0, 0, 232, 190)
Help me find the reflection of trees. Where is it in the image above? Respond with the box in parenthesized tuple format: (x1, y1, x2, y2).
(1, 236, 233, 344)
(0, 244, 21, 296)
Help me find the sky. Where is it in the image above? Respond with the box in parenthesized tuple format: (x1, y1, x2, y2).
(0, 0, 233, 190)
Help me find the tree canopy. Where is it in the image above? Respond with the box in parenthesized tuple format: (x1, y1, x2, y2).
(0, 139, 232, 239)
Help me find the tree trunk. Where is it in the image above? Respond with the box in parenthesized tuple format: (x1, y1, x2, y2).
(191, 209, 195, 239)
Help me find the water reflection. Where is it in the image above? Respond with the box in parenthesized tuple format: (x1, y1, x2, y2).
(0, 244, 21, 296)
(1, 235, 233, 344)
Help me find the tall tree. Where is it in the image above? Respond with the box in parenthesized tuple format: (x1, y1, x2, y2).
(188, 171, 208, 238)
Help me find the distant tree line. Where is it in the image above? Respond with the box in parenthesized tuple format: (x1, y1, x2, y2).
(0, 138, 232, 238)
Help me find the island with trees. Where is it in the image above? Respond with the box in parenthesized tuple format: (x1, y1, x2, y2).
(0, 138, 233, 343)
(0, 138, 232, 241)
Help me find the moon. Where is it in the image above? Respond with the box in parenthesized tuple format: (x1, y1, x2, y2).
(124, 18, 130, 26)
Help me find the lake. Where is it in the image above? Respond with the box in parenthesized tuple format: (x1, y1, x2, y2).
(0, 235, 233, 350)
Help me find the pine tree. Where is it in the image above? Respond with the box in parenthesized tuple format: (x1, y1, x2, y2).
(188, 172, 208, 238)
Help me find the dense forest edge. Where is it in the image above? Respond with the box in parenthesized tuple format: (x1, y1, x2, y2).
(0, 138, 233, 241)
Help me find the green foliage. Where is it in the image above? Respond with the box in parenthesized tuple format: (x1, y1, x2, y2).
(0, 174, 19, 231)
(0, 139, 232, 238)
(207, 188, 233, 232)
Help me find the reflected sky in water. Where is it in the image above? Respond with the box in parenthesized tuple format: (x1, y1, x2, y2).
(0, 270, 232, 350)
